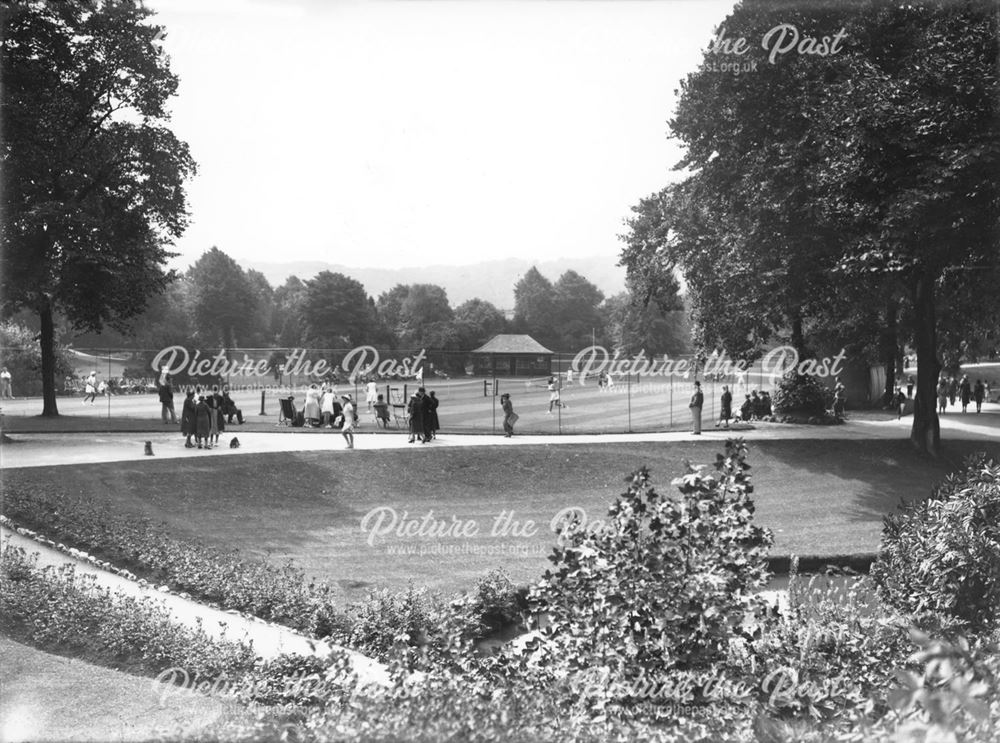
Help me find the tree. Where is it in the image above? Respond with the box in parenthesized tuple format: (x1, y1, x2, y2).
(512, 267, 557, 349)
(1, 0, 196, 415)
(397, 284, 453, 348)
(603, 287, 691, 357)
(812, 0, 1000, 454)
(273, 275, 306, 347)
(622, 0, 999, 455)
(453, 298, 507, 348)
(187, 247, 259, 348)
(298, 271, 374, 348)
(551, 270, 605, 352)
(375, 284, 411, 347)
(244, 269, 275, 347)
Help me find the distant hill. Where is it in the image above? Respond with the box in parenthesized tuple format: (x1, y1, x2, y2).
(244, 256, 627, 309)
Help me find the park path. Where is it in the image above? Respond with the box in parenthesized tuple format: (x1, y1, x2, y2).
(1, 405, 998, 470)
(0, 526, 391, 686)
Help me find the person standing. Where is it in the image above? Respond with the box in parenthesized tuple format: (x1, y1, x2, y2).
(420, 387, 434, 442)
(206, 393, 222, 448)
(365, 380, 379, 413)
(501, 393, 517, 437)
(547, 376, 560, 414)
(937, 377, 949, 414)
(427, 390, 440, 439)
(959, 375, 972, 413)
(833, 377, 846, 417)
(83, 371, 98, 404)
(340, 394, 355, 449)
(906, 375, 915, 399)
(158, 375, 177, 423)
(948, 376, 958, 407)
(892, 385, 907, 419)
(181, 390, 196, 448)
(194, 395, 211, 449)
(0, 367, 13, 399)
(321, 386, 336, 428)
(716, 385, 732, 428)
(689, 380, 704, 435)
(973, 379, 985, 414)
(407, 391, 425, 443)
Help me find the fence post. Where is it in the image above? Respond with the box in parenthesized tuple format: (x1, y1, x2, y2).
(627, 372, 631, 433)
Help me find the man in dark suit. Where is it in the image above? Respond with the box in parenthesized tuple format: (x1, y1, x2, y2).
(408, 390, 425, 443)
(689, 381, 704, 435)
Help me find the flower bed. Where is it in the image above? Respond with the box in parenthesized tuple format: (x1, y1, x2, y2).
(1, 485, 347, 638)
(0, 545, 257, 679)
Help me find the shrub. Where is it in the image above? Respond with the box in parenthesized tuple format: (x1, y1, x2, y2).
(0, 545, 257, 680)
(527, 438, 774, 684)
(771, 371, 829, 416)
(340, 585, 478, 671)
(1, 481, 347, 637)
(871, 454, 1000, 630)
(468, 568, 524, 635)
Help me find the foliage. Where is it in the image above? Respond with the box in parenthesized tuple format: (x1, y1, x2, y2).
(0, 481, 347, 637)
(1, 0, 196, 414)
(871, 453, 1000, 630)
(619, 0, 1000, 454)
(550, 270, 606, 352)
(771, 372, 829, 416)
(337, 585, 479, 672)
(512, 267, 558, 349)
(398, 284, 454, 347)
(0, 320, 74, 396)
(0, 546, 256, 680)
(187, 248, 263, 348)
(453, 298, 508, 348)
(603, 288, 691, 356)
(298, 271, 375, 348)
(527, 438, 773, 682)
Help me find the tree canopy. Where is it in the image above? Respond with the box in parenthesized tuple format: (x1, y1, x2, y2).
(1, 0, 196, 414)
(620, 0, 999, 455)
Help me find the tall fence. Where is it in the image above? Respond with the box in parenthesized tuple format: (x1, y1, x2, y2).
(0, 346, 790, 434)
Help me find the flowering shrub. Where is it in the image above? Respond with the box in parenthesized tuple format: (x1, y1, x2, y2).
(527, 439, 773, 688)
(871, 454, 1000, 630)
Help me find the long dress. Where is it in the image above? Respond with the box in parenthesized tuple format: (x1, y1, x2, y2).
(181, 396, 196, 436)
(195, 400, 211, 439)
(304, 388, 322, 422)
(408, 395, 425, 440)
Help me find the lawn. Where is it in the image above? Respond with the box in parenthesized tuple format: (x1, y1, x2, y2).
(4, 438, 994, 602)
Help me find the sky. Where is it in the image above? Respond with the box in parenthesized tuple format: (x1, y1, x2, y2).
(147, 0, 736, 271)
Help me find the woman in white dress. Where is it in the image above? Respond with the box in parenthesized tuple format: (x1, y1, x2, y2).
(365, 380, 379, 412)
(303, 385, 322, 426)
(321, 386, 336, 428)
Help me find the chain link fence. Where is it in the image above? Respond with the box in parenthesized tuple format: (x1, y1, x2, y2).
(1, 346, 784, 434)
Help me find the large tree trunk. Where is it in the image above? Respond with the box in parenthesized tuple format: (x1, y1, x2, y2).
(909, 272, 939, 456)
(39, 297, 60, 417)
(883, 298, 898, 404)
(790, 312, 807, 358)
